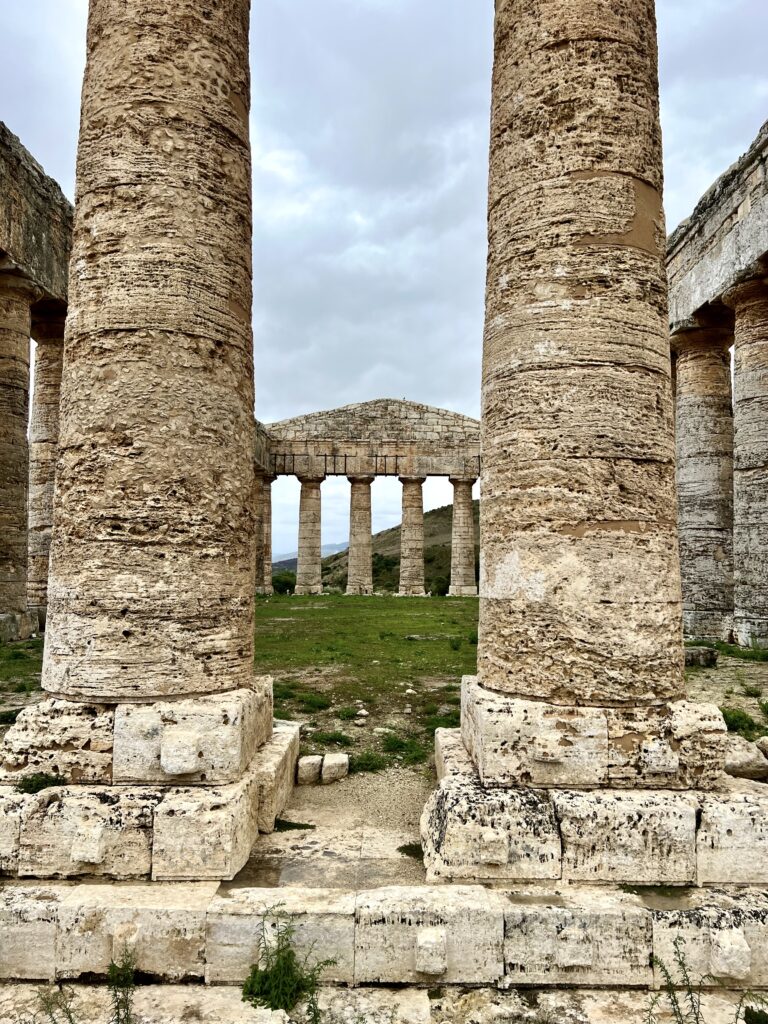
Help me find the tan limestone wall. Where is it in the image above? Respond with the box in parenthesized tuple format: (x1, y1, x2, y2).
(478, 0, 683, 705)
(43, 0, 257, 700)
(674, 329, 734, 640)
(27, 317, 65, 623)
(449, 478, 477, 597)
(0, 279, 35, 634)
(725, 281, 768, 647)
(398, 477, 426, 597)
(347, 477, 373, 595)
(295, 478, 323, 596)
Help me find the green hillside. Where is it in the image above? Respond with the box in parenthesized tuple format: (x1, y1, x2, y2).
(320, 499, 479, 595)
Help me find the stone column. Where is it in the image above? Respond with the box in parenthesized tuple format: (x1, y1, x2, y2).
(295, 476, 324, 595)
(448, 477, 477, 596)
(0, 277, 37, 641)
(253, 473, 266, 595)
(673, 328, 734, 641)
(398, 476, 426, 596)
(262, 476, 274, 594)
(477, 0, 682, 705)
(346, 476, 374, 596)
(42, 0, 258, 701)
(27, 314, 65, 629)
(724, 279, 768, 647)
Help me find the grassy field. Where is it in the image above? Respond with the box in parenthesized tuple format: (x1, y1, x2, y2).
(254, 593, 478, 770)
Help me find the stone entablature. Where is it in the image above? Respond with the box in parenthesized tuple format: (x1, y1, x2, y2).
(0, 122, 72, 305)
(263, 398, 480, 480)
(668, 119, 768, 333)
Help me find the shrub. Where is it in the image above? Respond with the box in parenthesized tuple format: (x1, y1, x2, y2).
(242, 907, 334, 1023)
(742, 684, 763, 698)
(0, 708, 20, 725)
(336, 706, 358, 721)
(16, 772, 61, 794)
(272, 571, 296, 595)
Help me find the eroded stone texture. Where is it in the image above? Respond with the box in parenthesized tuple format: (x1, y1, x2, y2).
(697, 783, 768, 884)
(0, 788, 33, 874)
(27, 315, 65, 628)
(553, 791, 698, 884)
(295, 476, 324, 596)
(346, 476, 374, 595)
(0, 884, 59, 981)
(477, 0, 683, 704)
(354, 886, 506, 985)
(724, 280, 768, 647)
(673, 328, 735, 640)
(251, 720, 300, 834)
(112, 689, 272, 785)
(0, 277, 37, 641)
(503, 887, 653, 988)
(449, 478, 477, 596)
(253, 474, 266, 595)
(42, 0, 257, 700)
(0, 699, 114, 785)
(399, 477, 426, 597)
(18, 788, 160, 879)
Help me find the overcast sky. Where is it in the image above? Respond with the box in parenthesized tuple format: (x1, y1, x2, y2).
(3, 1, 767, 555)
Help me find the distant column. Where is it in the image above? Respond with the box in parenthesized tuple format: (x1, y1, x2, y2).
(254, 473, 266, 595)
(262, 475, 274, 594)
(673, 328, 734, 640)
(725, 279, 768, 647)
(398, 476, 426, 596)
(346, 476, 374, 595)
(28, 313, 66, 628)
(295, 476, 324, 595)
(449, 477, 477, 596)
(0, 276, 37, 641)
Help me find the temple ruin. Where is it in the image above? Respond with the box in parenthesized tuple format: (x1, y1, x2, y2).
(1, 0, 768, 1017)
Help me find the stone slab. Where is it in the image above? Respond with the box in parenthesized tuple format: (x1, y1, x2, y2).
(206, 887, 355, 985)
(434, 727, 473, 781)
(354, 885, 506, 985)
(0, 884, 61, 981)
(0, 786, 32, 874)
(113, 688, 272, 785)
(553, 790, 698, 884)
(697, 783, 768, 884)
(18, 787, 160, 880)
(252, 721, 300, 834)
(502, 886, 653, 987)
(0, 699, 114, 786)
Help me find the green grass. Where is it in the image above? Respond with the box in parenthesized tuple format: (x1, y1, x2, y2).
(381, 732, 429, 765)
(349, 750, 388, 774)
(0, 637, 43, 694)
(687, 638, 768, 662)
(309, 730, 353, 748)
(720, 706, 768, 742)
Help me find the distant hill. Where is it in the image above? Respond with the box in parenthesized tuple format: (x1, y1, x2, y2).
(272, 541, 348, 573)
(320, 500, 480, 594)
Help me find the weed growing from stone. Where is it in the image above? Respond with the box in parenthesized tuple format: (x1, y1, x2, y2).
(11, 949, 137, 1024)
(16, 772, 62, 794)
(646, 936, 768, 1023)
(397, 841, 423, 860)
(242, 906, 335, 1022)
(274, 819, 316, 832)
(107, 948, 137, 1024)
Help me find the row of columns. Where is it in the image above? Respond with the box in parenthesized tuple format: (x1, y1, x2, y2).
(674, 278, 768, 647)
(254, 474, 478, 598)
(0, 277, 63, 640)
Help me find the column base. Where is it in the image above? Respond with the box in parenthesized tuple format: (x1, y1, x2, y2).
(294, 585, 324, 596)
(0, 611, 38, 643)
(422, 728, 768, 886)
(397, 588, 427, 597)
(448, 585, 478, 597)
(346, 586, 373, 596)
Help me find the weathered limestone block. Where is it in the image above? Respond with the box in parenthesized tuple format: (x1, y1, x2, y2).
(697, 784, 768, 884)
(113, 688, 272, 785)
(449, 478, 477, 596)
(252, 720, 300, 834)
(152, 768, 259, 882)
(398, 477, 426, 597)
(295, 477, 324, 596)
(477, 0, 683, 705)
(27, 317, 65, 626)
(206, 888, 356, 985)
(652, 889, 768, 989)
(354, 886, 506, 985)
(57, 882, 218, 981)
(18, 788, 160, 879)
(420, 776, 561, 883)
(346, 476, 374, 595)
(434, 727, 473, 782)
(0, 787, 32, 873)
(503, 888, 653, 988)
(42, 0, 258, 701)
(0, 277, 37, 641)
(0, 884, 61, 981)
(725, 280, 768, 648)
(297, 754, 322, 785)
(462, 679, 725, 790)
(724, 735, 768, 780)
(685, 645, 719, 668)
(553, 791, 698, 884)
(321, 752, 349, 784)
(0, 699, 114, 785)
